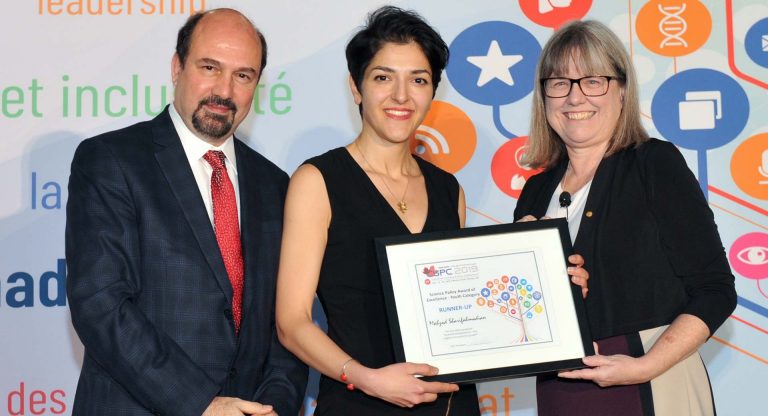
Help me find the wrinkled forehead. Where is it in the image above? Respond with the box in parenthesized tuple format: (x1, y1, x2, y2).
(192, 10, 261, 52)
(542, 45, 617, 78)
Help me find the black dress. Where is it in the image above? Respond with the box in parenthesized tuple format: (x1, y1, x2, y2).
(305, 147, 480, 416)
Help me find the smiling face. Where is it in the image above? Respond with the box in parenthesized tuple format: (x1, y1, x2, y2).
(544, 54, 624, 154)
(349, 41, 434, 145)
(171, 10, 262, 144)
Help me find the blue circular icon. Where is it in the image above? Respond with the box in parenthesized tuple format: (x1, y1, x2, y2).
(481, 288, 491, 297)
(651, 69, 749, 151)
(526, 285, 533, 291)
(533, 292, 542, 300)
(501, 292, 511, 301)
(745, 17, 768, 68)
(510, 276, 519, 284)
(447, 21, 541, 106)
(526, 312, 533, 319)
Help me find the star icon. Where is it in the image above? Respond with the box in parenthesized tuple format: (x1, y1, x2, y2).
(466, 40, 524, 87)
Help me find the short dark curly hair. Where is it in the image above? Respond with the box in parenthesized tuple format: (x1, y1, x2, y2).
(345, 6, 449, 97)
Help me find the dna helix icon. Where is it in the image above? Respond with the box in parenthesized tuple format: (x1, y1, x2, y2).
(658, 3, 689, 48)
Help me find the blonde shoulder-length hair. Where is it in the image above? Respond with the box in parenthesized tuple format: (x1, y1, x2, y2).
(524, 20, 649, 169)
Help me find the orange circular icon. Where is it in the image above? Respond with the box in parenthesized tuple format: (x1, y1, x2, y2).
(411, 101, 477, 174)
(636, 0, 711, 57)
(731, 133, 768, 200)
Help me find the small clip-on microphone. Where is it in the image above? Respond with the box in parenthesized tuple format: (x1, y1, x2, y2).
(559, 191, 572, 208)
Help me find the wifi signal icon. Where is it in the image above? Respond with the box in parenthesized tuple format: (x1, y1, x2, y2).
(414, 125, 451, 156)
(410, 101, 476, 174)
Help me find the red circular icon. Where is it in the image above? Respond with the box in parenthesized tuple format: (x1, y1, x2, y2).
(519, 0, 593, 29)
(491, 138, 543, 199)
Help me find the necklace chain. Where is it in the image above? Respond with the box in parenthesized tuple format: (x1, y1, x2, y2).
(354, 142, 410, 214)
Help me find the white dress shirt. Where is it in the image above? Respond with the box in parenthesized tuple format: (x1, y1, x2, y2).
(169, 103, 241, 227)
(545, 181, 592, 245)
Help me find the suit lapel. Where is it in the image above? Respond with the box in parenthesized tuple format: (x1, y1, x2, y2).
(151, 109, 233, 302)
(235, 141, 265, 328)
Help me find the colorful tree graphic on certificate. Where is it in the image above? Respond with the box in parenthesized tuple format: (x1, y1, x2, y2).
(476, 274, 552, 344)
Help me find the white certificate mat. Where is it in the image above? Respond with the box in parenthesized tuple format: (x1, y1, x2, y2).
(375, 220, 593, 383)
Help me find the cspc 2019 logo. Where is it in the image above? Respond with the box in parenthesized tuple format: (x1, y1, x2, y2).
(2, 259, 67, 308)
(421, 263, 478, 285)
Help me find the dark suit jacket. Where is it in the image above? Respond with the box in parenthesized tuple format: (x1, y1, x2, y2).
(65, 108, 307, 416)
(514, 139, 736, 340)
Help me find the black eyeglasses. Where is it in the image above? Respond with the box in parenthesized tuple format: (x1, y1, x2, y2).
(541, 76, 618, 98)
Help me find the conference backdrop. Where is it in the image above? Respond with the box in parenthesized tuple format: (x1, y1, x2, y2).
(2, 0, 766, 414)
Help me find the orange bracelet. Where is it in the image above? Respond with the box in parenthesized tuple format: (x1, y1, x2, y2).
(340, 358, 356, 391)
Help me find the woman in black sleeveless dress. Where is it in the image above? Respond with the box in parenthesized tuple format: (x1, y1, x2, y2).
(275, 6, 480, 415)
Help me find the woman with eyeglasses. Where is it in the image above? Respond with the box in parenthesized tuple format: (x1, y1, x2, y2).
(514, 20, 736, 416)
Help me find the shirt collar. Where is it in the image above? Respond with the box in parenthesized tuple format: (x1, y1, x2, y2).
(169, 102, 238, 173)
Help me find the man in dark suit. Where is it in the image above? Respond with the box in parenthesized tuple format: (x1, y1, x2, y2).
(65, 8, 307, 416)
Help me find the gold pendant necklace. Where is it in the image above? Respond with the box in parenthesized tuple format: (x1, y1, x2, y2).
(355, 142, 410, 214)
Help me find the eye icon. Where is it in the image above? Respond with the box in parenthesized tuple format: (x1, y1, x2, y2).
(736, 246, 768, 266)
(729, 233, 768, 280)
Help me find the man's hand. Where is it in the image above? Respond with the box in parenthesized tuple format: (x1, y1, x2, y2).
(202, 397, 276, 416)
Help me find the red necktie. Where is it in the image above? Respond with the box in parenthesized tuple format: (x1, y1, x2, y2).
(204, 150, 244, 333)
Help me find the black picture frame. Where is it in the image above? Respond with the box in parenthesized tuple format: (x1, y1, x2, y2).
(375, 219, 594, 384)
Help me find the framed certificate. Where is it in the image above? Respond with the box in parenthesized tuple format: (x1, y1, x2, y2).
(374, 219, 594, 384)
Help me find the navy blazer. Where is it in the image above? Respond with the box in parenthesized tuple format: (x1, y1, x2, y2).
(514, 139, 736, 340)
(66, 108, 307, 416)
